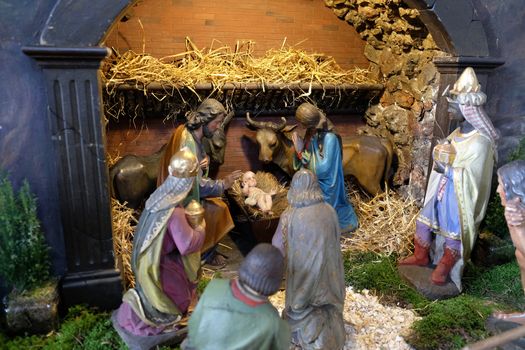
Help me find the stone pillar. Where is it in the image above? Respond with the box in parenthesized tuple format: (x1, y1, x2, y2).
(22, 46, 122, 310)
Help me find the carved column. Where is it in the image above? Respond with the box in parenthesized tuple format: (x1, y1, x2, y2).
(23, 47, 121, 309)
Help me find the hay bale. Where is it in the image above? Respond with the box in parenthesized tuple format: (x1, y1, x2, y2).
(342, 187, 419, 257)
(229, 171, 288, 220)
(111, 198, 138, 290)
(103, 37, 377, 94)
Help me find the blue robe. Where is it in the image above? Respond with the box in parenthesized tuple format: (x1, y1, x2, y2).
(294, 131, 358, 233)
(418, 167, 462, 239)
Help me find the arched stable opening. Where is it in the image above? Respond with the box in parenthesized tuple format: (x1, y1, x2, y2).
(21, 0, 502, 308)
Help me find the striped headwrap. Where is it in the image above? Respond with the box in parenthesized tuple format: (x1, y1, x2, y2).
(459, 104, 500, 146)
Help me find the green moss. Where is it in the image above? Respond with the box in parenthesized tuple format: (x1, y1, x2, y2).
(483, 194, 510, 239)
(197, 275, 212, 296)
(343, 253, 505, 350)
(408, 295, 493, 350)
(508, 137, 525, 162)
(42, 305, 125, 350)
(197, 272, 222, 296)
(464, 261, 524, 311)
(0, 333, 50, 350)
(0, 304, 187, 349)
(343, 252, 427, 308)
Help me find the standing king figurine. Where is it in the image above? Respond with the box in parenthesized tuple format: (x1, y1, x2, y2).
(399, 67, 499, 290)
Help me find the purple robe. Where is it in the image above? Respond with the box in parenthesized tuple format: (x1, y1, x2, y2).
(117, 207, 205, 336)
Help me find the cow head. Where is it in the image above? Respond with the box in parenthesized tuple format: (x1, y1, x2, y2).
(245, 113, 289, 163)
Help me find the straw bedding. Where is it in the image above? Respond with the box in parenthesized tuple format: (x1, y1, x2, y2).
(111, 198, 138, 289)
(103, 38, 377, 95)
(342, 187, 419, 258)
(228, 171, 288, 220)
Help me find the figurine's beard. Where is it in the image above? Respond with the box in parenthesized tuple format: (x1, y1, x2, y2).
(203, 124, 214, 138)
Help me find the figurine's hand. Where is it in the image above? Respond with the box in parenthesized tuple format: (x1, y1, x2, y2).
(224, 170, 243, 190)
(433, 160, 447, 174)
(292, 132, 304, 152)
(195, 220, 206, 233)
(199, 156, 209, 170)
(300, 151, 311, 165)
(505, 197, 525, 227)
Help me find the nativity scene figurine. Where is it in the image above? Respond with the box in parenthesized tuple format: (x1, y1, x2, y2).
(399, 67, 499, 297)
(112, 148, 204, 349)
(273, 169, 346, 350)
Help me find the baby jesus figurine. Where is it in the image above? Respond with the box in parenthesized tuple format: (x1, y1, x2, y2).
(241, 171, 275, 213)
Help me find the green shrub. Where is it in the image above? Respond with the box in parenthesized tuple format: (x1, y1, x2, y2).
(482, 136, 525, 239)
(0, 172, 50, 292)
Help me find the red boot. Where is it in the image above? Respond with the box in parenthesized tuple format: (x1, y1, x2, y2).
(399, 238, 430, 266)
(431, 248, 459, 285)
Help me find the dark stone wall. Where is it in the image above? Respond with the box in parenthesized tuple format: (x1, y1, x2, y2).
(0, 0, 66, 275)
(475, 0, 525, 161)
(0, 0, 134, 298)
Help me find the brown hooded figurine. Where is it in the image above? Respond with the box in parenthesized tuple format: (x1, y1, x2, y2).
(272, 169, 346, 349)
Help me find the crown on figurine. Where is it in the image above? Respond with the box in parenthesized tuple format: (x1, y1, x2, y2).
(449, 67, 481, 95)
(168, 147, 199, 178)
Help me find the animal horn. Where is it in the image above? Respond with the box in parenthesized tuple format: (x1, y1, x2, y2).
(246, 113, 287, 131)
(269, 117, 287, 131)
(246, 112, 266, 129)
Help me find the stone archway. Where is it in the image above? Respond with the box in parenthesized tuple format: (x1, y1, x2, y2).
(23, 0, 499, 308)
(323, 0, 503, 201)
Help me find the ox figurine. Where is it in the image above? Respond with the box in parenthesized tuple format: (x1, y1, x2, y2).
(109, 145, 166, 209)
(246, 113, 394, 195)
(109, 111, 234, 209)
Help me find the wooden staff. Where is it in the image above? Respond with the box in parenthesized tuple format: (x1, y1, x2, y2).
(463, 324, 525, 350)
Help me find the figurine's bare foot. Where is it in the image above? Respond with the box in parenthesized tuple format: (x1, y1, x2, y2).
(493, 312, 525, 325)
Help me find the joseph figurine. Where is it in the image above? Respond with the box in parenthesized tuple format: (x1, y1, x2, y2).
(158, 99, 242, 264)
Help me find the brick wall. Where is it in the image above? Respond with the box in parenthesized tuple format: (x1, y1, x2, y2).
(106, 115, 365, 179)
(104, 0, 369, 178)
(103, 0, 368, 69)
